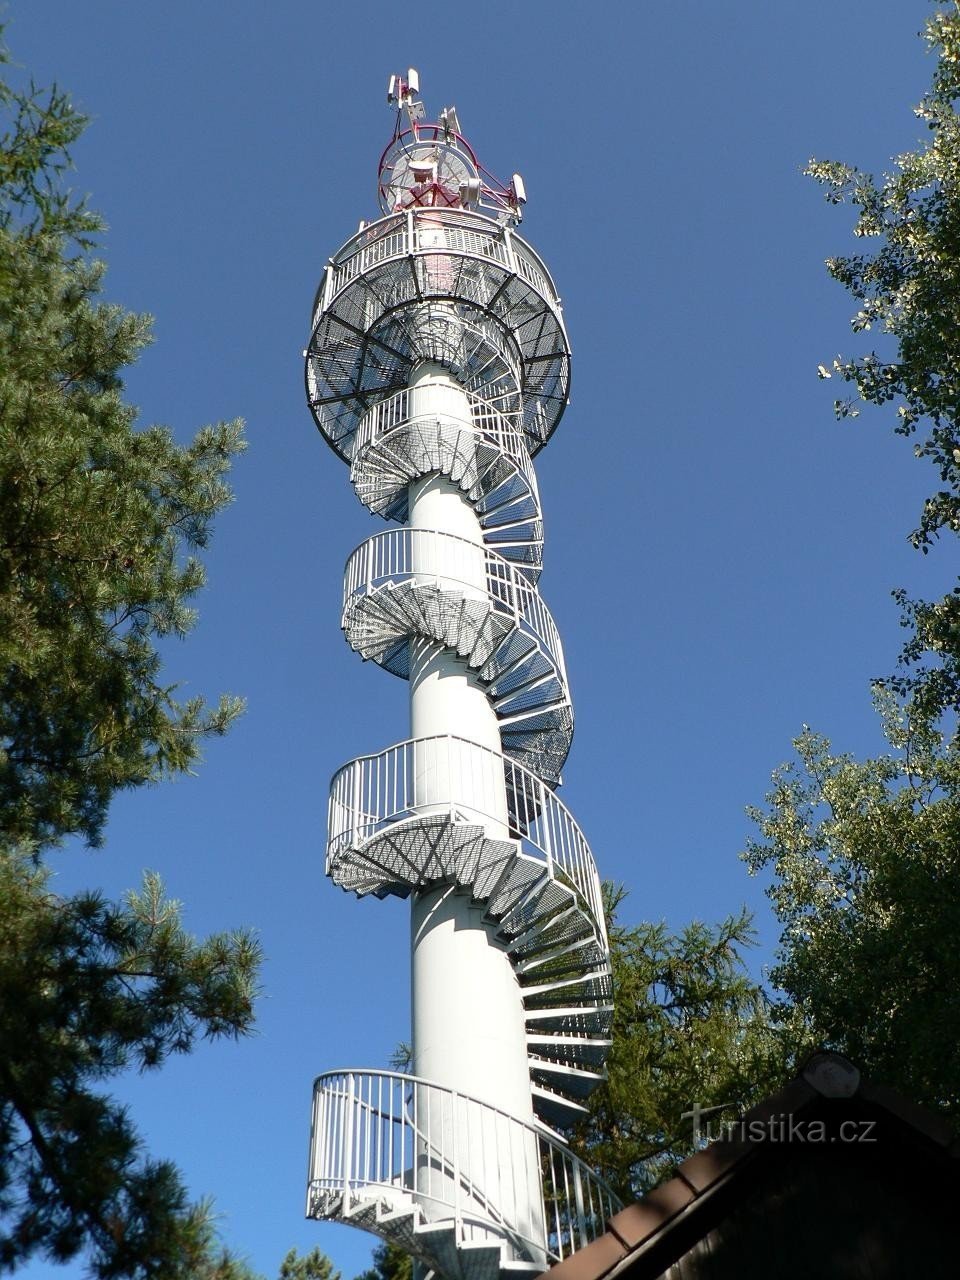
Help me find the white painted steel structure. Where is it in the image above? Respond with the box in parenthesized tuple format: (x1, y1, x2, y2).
(305, 73, 617, 1280)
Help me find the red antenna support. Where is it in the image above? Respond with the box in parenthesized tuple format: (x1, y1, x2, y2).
(380, 69, 526, 221)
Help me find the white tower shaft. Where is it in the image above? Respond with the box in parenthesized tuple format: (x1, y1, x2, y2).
(305, 80, 616, 1280)
(406, 363, 541, 1255)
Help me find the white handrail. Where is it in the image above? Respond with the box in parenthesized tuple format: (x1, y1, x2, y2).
(349, 390, 545, 577)
(341, 527, 568, 688)
(307, 1069, 621, 1263)
(352, 386, 534, 485)
(327, 734, 606, 943)
(316, 208, 564, 324)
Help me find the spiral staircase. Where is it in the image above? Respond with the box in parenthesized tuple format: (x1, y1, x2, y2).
(305, 76, 617, 1280)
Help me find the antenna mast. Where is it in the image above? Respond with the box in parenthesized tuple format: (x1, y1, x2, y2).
(381, 68, 526, 220)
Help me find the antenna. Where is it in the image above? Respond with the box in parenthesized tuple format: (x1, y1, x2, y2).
(439, 105, 461, 140)
(378, 70, 526, 222)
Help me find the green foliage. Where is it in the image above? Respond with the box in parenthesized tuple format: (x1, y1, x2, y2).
(0, 43, 245, 854)
(278, 1247, 341, 1280)
(579, 10, 960, 1196)
(735, 0, 960, 1140)
(744, 693, 960, 1117)
(806, 1, 960, 726)
(354, 1241, 412, 1280)
(0, 850, 261, 1275)
(0, 33, 266, 1280)
(570, 885, 787, 1201)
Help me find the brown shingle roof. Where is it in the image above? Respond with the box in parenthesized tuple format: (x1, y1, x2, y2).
(540, 1052, 959, 1280)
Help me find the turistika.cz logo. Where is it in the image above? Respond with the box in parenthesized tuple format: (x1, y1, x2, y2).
(681, 1101, 877, 1147)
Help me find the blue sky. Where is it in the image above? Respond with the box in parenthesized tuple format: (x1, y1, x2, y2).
(6, 1, 951, 1276)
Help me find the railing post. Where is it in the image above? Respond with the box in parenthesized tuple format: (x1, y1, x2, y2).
(351, 761, 364, 845)
(503, 224, 515, 276)
(572, 1159, 587, 1251)
(541, 778, 554, 879)
(343, 1073, 355, 1199)
(536, 1134, 549, 1260)
(452, 1087, 462, 1240)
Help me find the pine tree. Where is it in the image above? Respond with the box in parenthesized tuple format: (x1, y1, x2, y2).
(354, 1241, 413, 1280)
(0, 33, 268, 1278)
(571, 886, 786, 1200)
(0, 50, 244, 854)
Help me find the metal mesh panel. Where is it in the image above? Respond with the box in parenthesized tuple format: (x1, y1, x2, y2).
(306, 209, 570, 463)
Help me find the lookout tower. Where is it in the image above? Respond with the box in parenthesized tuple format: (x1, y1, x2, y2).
(305, 71, 619, 1280)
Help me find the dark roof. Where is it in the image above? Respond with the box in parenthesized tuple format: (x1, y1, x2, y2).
(543, 1052, 960, 1280)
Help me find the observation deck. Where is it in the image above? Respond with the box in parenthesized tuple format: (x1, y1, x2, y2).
(305, 208, 570, 463)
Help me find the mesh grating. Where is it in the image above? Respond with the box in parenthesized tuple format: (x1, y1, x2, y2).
(307, 210, 570, 464)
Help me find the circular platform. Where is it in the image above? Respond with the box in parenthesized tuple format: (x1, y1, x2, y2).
(305, 209, 570, 464)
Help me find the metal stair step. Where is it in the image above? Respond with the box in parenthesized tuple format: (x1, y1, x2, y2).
(337, 836, 421, 891)
(491, 671, 562, 715)
(527, 1055, 606, 1099)
(473, 469, 525, 513)
(520, 968, 614, 1010)
(410, 581, 440, 637)
(476, 629, 537, 685)
(484, 859, 548, 922)
(469, 840, 523, 900)
(374, 1203, 422, 1249)
(396, 582, 433, 634)
(457, 595, 493, 658)
(524, 1005, 614, 1036)
(463, 607, 507, 670)
(525, 1032, 612, 1069)
(494, 876, 575, 941)
(459, 1240, 515, 1280)
(412, 1220, 466, 1280)
(368, 438, 420, 484)
(513, 931, 605, 974)
(507, 895, 596, 947)
(530, 1083, 591, 1128)
(507, 904, 592, 959)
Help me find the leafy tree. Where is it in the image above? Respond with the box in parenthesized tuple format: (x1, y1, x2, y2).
(744, 694, 960, 1118)
(0, 35, 274, 1280)
(735, 0, 960, 1131)
(577, 6, 960, 1200)
(806, 0, 960, 727)
(570, 886, 786, 1201)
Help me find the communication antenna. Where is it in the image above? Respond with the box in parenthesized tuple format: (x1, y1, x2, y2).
(380, 68, 526, 221)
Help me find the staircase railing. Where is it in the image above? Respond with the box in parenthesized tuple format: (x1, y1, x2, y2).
(327, 735, 606, 941)
(352, 386, 533, 479)
(308, 1069, 621, 1263)
(341, 527, 567, 685)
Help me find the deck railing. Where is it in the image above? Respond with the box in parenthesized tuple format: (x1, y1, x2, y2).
(308, 1069, 621, 1263)
(341, 527, 567, 684)
(316, 209, 563, 324)
(327, 734, 606, 939)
